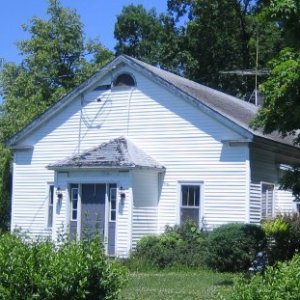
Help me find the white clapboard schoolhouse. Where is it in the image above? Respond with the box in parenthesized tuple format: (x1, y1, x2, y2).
(7, 55, 300, 257)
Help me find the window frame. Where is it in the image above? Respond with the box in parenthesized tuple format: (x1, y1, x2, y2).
(261, 182, 275, 219)
(178, 181, 203, 227)
(112, 72, 136, 89)
(70, 186, 79, 221)
(47, 184, 54, 228)
(109, 187, 117, 222)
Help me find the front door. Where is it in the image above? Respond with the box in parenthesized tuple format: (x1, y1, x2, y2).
(81, 184, 106, 239)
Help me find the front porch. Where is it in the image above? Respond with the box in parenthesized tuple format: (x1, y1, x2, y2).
(47, 137, 165, 257)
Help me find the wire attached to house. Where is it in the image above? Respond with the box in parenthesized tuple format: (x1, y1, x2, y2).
(126, 88, 134, 136)
(77, 93, 84, 155)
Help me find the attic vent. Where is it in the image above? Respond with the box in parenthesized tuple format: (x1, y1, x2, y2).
(113, 73, 136, 88)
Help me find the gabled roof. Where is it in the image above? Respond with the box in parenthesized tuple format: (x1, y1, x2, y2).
(47, 137, 164, 170)
(6, 55, 297, 149)
(126, 56, 295, 147)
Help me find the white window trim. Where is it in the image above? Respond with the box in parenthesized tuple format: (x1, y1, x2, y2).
(70, 187, 79, 221)
(261, 181, 275, 219)
(46, 183, 54, 229)
(177, 181, 204, 227)
(109, 187, 117, 222)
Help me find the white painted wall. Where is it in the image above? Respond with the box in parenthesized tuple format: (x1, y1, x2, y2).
(250, 146, 295, 220)
(12, 63, 251, 255)
(132, 169, 159, 247)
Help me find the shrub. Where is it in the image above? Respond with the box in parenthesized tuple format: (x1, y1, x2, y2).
(262, 213, 300, 263)
(205, 223, 266, 272)
(224, 254, 300, 300)
(127, 219, 206, 270)
(0, 233, 126, 300)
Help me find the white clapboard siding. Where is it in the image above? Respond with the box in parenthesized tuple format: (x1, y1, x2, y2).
(249, 183, 261, 224)
(131, 170, 159, 247)
(132, 207, 158, 248)
(250, 146, 295, 219)
(275, 189, 294, 214)
(12, 64, 250, 256)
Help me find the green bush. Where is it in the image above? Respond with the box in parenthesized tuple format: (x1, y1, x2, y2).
(262, 213, 300, 263)
(127, 219, 206, 270)
(0, 233, 126, 300)
(205, 223, 266, 272)
(224, 254, 300, 300)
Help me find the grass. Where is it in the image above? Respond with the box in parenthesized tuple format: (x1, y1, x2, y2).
(121, 270, 236, 300)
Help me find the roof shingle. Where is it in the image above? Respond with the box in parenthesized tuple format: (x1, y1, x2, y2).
(48, 137, 164, 170)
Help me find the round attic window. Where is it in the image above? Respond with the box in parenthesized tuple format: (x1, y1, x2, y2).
(113, 73, 136, 88)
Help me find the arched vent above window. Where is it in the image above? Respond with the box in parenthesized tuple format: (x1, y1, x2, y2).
(113, 73, 136, 88)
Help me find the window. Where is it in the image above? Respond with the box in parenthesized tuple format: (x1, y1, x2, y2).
(261, 183, 274, 219)
(109, 187, 117, 222)
(180, 184, 201, 225)
(113, 73, 135, 88)
(71, 187, 79, 221)
(47, 185, 54, 228)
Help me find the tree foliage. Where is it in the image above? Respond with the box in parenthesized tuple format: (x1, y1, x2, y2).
(0, 234, 126, 299)
(253, 48, 300, 138)
(0, 147, 11, 233)
(114, 4, 182, 72)
(252, 0, 300, 198)
(226, 254, 300, 300)
(0, 0, 113, 143)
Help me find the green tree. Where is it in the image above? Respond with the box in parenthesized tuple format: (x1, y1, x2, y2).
(0, 0, 113, 231)
(0, 0, 113, 143)
(115, 1, 282, 98)
(114, 4, 182, 72)
(0, 146, 10, 232)
(114, 5, 162, 64)
(252, 0, 300, 199)
(167, 0, 282, 97)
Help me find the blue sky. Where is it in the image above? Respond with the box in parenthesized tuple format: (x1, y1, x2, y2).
(0, 0, 168, 64)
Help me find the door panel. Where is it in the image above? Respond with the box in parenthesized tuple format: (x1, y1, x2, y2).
(81, 184, 106, 239)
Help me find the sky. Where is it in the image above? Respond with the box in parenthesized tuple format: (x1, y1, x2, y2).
(0, 0, 168, 65)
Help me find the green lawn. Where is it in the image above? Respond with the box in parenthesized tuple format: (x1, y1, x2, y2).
(121, 270, 236, 300)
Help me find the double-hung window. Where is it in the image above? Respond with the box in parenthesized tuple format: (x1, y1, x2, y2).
(180, 183, 201, 225)
(71, 186, 79, 221)
(109, 187, 117, 222)
(47, 185, 54, 228)
(261, 183, 274, 219)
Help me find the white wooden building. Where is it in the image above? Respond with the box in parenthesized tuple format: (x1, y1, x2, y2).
(7, 55, 300, 257)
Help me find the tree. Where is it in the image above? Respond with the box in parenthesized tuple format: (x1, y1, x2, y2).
(252, 0, 300, 199)
(0, 0, 113, 231)
(167, 0, 282, 97)
(114, 5, 161, 64)
(0, 146, 11, 232)
(0, 0, 113, 143)
(114, 4, 182, 72)
(115, 1, 282, 98)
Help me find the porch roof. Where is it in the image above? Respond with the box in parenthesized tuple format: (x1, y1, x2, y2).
(47, 137, 165, 170)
